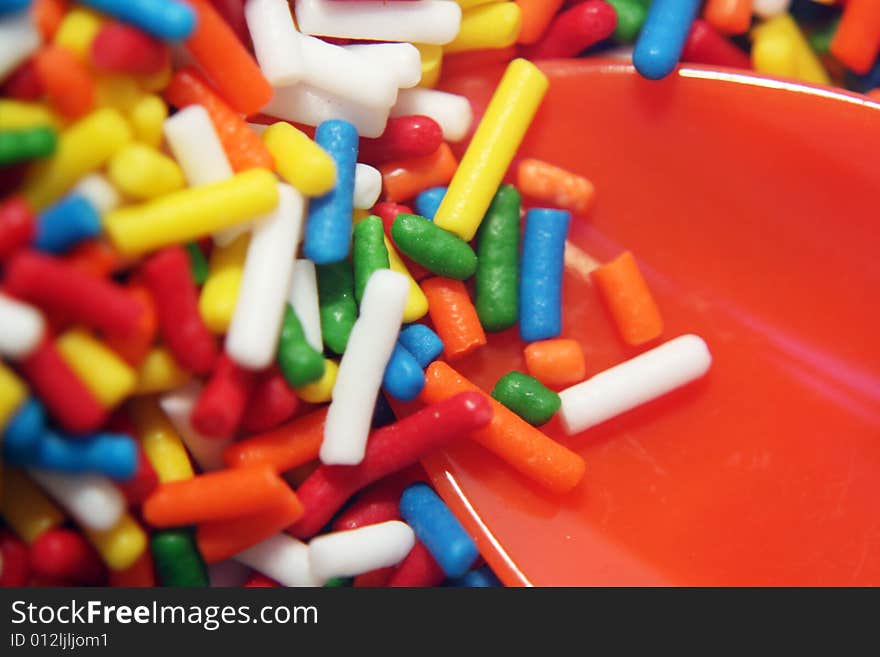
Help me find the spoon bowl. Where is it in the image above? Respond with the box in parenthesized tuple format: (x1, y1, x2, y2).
(425, 60, 880, 586)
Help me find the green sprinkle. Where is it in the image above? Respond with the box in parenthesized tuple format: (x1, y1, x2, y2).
(278, 304, 325, 387)
(185, 241, 209, 286)
(391, 213, 477, 280)
(491, 371, 561, 426)
(0, 127, 57, 166)
(317, 261, 358, 355)
(353, 215, 390, 304)
(809, 17, 839, 56)
(323, 577, 352, 587)
(151, 529, 209, 587)
(475, 184, 520, 332)
(607, 0, 647, 44)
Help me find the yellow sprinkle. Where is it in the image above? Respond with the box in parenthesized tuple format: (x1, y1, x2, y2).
(752, 34, 798, 80)
(134, 347, 191, 395)
(128, 94, 167, 148)
(105, 168, 279, 256)
(0, 362, 27, 433)
(416, 44, 443, 88)
(23, 107, 133, 210)
(385, 236, 428, 322)
(136, 65, 173, 94)
(0, 100, 58, 131)
(95, 74, 144, 114)
(128, 397, 194, 483)
(751, 14, 830, 85)
(445, 3, 522, 54)
(108, 143, 185, 200)
(295, 359, 338, 403)
(53, 8, 104, 60)
(199, 233, 249, 334)
(84, 513, 147, 571)
(56, 329, 137, 408)
(456, 0, 503, 8)
(434, 59, 547, 241)
(1, 469, 65, 543)
(263, 122, 336, 197)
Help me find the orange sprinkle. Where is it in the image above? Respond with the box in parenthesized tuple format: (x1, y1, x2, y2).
(524, 339, 587, 389)
(379, 143, 458, 203)
(164, 67, 273, 172)
(830, 0, 880, 75)
(516, 158, 596, 216)
(516, 0, 565, 45)
(420, 277, 486, 361)
(142, 464, 292, 527)
(32, 0, 69, 41)
(420, 361, 586, 494)
(703, 0, 752, 36)
(196, 488, 304, 564)
(223, 406, 328, 472)
(184, 0, 273, 116)
(33, 45, 95, 119)
(591, 251, 663, 347)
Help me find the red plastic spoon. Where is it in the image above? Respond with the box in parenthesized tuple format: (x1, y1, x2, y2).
(424, 60, 880, 586)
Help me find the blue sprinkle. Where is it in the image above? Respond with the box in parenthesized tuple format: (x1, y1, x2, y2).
(7, 429, 138, 481)
(398, 324, 443, 369)
(633, 0, 701, 80)
(400, 482, 479, 579)
(448, 566, 503, 587)
(80, 0, 196, 41)
(304, 120, 359, 265)
(34, 193, 102, 254)
(0, 0, 31, 17)
(414, 186, 446, 220)
(519, 208, 570, 343)
(382, 343, 425, 402)
(2, 398, 46, 461)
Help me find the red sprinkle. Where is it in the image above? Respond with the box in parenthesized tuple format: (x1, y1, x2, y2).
(331, 485, 401, 532)
(91, 21, 171, 75)
(0, 196, 36, 261)
(353, 568, 394, 587)
(244, 573, 280, 587)
(289, 392, 493, 539)
(0, 60, 44, 101)
(209, 0, 252, 49)
(240, 367, 300, 434)
(19, 338, 107, 434)
(4, 250, 145, 338)
(387, 541, 446, 587)
(28, 528, 107, 585)
(0, 529, 31, 587)
(102, 283, 157, 367)
(119, 445, 159, 505)
(141, 246, 218, 375)
(358, 116, 444, 165)
(521, 0, 618, 59)
(682, 19, 752, 70)
(192, 354, 256, 438)
(108, 411, 159, 505)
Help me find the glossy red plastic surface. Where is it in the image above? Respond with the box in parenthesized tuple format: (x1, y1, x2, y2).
(426, 61, 880, 586)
